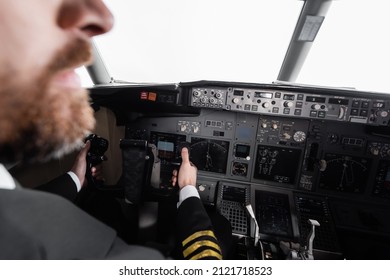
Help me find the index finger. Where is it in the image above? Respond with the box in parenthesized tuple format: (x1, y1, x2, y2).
(181, 147, 190, 164)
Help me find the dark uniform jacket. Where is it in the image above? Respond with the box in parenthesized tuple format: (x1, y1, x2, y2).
(0, 174, 221, 260)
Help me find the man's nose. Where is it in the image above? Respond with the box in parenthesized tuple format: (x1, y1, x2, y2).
(58, 0, 114, 37)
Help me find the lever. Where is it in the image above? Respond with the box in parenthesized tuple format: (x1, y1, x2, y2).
(245, 203, 264, 259)
(148, 144, 161, 189)
(280, 218, 320, 260)
(245, 204, 260, 246)
(304, 219, 320, 260)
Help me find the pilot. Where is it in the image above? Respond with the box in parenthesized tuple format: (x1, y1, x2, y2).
(0, 0, 222, 260)
(33, 141, 102, 201)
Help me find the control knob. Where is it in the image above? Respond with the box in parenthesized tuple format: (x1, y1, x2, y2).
(311, 104, 321, 110)
(193, 90, 201, 97)
(215, 92, 223, 99)
(370, 146, 380, 156)
(200, 96, 209, 103)
(192, 123, 200, 134)
(232, 97, 240, 104)
(209, 97, 217, 104)
(180, 124, 187, 132)
(262, 102, 270, 108)
(284, 101, 294, 108)
(376, 110, 389, 118)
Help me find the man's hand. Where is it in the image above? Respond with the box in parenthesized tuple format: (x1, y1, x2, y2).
(70, 141, 104, 188)
(171, 147, 197, 189)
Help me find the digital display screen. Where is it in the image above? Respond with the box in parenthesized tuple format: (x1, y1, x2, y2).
(233, 89, 244, 96)
(255, 190, 293, 238)
(235, 144, 250, 158)
(190, 137, 230, 174)
(283, 94, 295, 100)
(149, 131, 187, 189)
(157, 141, 175, 160)
(150, 131, 186, 161)
(254, 145, 301, 184)
(222, 185, 247, 203)
(306, 96, 326, 103)
(319, 153, 370, 193)
(254, 92, 273, 99)
(157, 141, 174, 152)
(328, 98, 349, 105)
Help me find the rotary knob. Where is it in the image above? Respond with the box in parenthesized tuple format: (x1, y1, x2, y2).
(311, 104, 321, 110)
(180, 124, 187, 132)
(209, 97, 217, 104)
(262, 102, 270, 108)
(200, 96, 208, 103)
(215, 92, 223, 99)
(193, 90, 201, 97)
(284, 101, 294, 108)
(370, 146, 380, 156)
(376, 110, 389, 118)
(232, 97, 240, 104)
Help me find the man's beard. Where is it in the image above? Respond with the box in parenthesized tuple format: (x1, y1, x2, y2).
(0, 39, 95, 163)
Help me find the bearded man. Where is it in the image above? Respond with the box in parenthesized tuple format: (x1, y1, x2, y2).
(0, 0, 222, 260)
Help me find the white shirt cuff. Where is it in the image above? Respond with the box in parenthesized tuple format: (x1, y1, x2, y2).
(67, 171, 82, 192)
(177, 185, 200, 208)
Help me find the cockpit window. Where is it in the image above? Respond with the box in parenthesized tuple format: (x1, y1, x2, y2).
(297, 0, 390, 93)
(80, 0, 390, 94)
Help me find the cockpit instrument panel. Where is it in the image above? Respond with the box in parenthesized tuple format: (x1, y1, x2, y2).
(96, 81, 390, 258)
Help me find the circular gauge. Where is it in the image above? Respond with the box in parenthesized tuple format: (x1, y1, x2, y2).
(190, 138, 229, 173)
(232, 162, 248, 176)
(259, 148, 269, 157)
(319, 153, 370, 192)
(293, 131, 306, 142)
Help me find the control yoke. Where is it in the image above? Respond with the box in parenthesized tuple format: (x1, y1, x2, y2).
(245, 203, 265, 260)
(85, 134, 108, 188)
(280, 219, 321, 260)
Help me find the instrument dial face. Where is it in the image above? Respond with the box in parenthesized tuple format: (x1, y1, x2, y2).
(319, 153, 370, 193)
(293, 131, 306, 142)
(232, 162, 248, 176)
(190, 138, 229, 174)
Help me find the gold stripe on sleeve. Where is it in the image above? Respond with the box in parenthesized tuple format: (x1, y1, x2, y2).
(182, 230, 217, 246)
(189, 249, 222, 260)
(183, 240, 222, 258)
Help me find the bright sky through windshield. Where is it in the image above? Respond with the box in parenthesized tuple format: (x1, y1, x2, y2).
(78, 0, 390, 94)
(297, 0, 390, 93)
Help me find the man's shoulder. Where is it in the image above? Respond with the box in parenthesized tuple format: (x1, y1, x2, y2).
(0, 188, 119, 259)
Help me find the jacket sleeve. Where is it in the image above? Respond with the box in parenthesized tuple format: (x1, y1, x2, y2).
(34, 173, 78, 201)
(176, 197, 222, 260)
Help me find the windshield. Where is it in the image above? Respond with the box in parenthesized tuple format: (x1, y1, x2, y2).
(78, 0, 390, 94)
